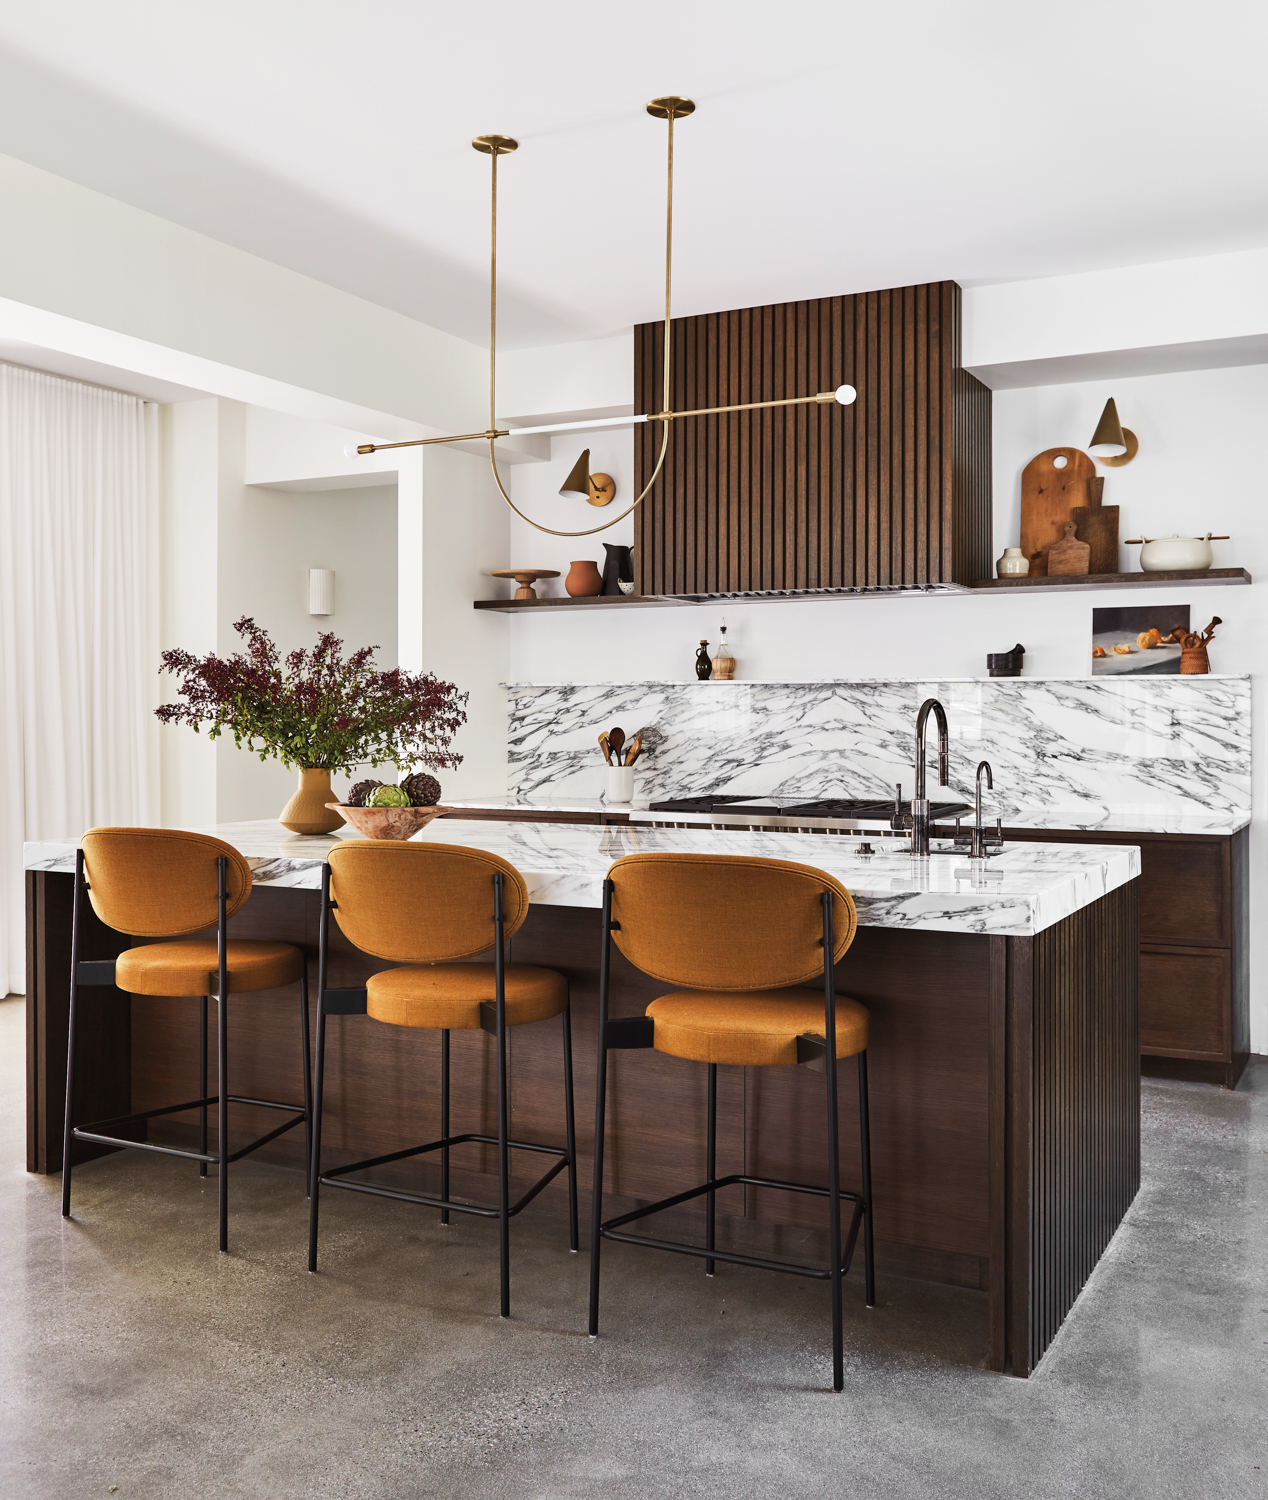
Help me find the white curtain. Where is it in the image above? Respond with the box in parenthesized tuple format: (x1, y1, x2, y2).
(0, 362, 159, 994)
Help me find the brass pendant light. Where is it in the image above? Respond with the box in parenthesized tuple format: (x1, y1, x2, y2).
(357, 99, 859, 536)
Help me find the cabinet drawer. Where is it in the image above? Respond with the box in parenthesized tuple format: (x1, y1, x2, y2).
(1140, 945, 1230, 1061)
(1003, 829, 1230, 946)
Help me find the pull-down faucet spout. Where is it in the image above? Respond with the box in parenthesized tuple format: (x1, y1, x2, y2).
(911, 698, 950, 856)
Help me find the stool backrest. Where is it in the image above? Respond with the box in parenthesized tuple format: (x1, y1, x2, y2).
(327, 841, 531, 962)
(608, 852, 856, 990)
(80, 827, 253, 936)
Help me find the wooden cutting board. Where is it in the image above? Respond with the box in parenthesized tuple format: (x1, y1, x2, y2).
(1020, 448, 1098, 576)
(1071, 503, 1120, 575)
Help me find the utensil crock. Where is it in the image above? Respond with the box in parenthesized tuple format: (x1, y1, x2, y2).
(604, 767, 635, 804)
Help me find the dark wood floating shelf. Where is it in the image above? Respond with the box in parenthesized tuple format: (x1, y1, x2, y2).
(473, 593, 695, 611)
(968, 567, 1251, 593)
(474, 568, 1251, 611)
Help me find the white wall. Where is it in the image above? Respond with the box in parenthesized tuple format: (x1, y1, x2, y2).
(504, 362, 1268, 1052)
(160, 397, 400, 823)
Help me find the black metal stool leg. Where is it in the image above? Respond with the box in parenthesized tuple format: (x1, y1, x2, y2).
(562, 1001, 579, 1253)
(217, 988, 229, 1252)
(589, 878, 615, 1338)
(199, 996, 208, 1178)
(494, 872, 510, 1319)
(706, 1063, 717, 1277)
(858, 1051, 875, 1308)
(60, 851, 86, 1219)
(308, 993, 328, 1271)
(440, 1029, 450, 1225)
(825, 1052, 844, 1392)
(299, 967, 312, 1193)
(588, 1037, 609, 1337)
(216, 856, 229, 1254)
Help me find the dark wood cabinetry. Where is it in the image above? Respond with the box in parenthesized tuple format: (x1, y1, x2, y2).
(633, 281, 992, 596)
(1004, 825, 1249, 1089)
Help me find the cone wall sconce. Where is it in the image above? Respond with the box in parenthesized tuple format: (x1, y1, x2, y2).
(1089, 398, 1139, 466)
(559, 448, 617, 506)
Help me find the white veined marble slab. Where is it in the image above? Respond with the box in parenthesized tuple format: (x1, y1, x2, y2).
(503, 676, 1252, 829)
(24, 818, 1141, 939)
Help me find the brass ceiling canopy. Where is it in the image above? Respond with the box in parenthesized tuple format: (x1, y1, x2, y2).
(646, 96, 696, 119)
(356, 97, 858, 537)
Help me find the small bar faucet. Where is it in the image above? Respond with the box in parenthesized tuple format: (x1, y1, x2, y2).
(973, 760, 993, 859)
(911, 697, 950, 856)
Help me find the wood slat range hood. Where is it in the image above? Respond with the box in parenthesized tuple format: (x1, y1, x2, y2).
(634, 281, 992, 597)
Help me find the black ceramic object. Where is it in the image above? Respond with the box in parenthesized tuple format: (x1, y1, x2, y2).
(695, 640, 713, 680)
(601, 544, 634, 596)
(987, 643, 1026, 678)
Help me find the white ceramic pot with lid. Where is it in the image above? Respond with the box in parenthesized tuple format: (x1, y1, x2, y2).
(1135, 534, 1215, 572)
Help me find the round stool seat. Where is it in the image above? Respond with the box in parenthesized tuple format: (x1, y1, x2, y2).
(116, 939, 305, 997)
(367, 962, 568, 1030)
(646, 987, 869, 1067)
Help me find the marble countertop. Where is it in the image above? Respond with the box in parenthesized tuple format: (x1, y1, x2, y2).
(445, 794, 1250, 837)
(25, 818, 1141, 939)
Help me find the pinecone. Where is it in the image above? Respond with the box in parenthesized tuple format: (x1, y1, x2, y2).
(347, 779, 383, 807)
(402, 772, 441, 807)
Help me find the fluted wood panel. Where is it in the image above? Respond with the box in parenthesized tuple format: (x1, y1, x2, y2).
(1013, 879, 1141, 1374)
(634, 282, 992, 594)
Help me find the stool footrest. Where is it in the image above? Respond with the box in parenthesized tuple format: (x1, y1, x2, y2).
(323, 1131, 566, 1180)
(73, 1095, 309, 1165)
(319, 1146, 571, 1220)
(600, 1171, 865, 1279)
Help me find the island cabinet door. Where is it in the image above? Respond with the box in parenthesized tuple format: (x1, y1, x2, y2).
(1001, 826, 1246, 1085)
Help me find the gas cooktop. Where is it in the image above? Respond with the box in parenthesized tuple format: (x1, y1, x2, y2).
(647, 794, 970, 821)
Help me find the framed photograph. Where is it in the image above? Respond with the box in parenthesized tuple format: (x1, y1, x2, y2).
(1091, 604, 1189, 675)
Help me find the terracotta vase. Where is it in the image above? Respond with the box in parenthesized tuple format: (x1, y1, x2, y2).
(564, 559, 603, 597)
(279, 768, 345, 835)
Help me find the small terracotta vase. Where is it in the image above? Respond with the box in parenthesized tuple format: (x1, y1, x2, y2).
(565, 559, 603, 597)
(280, 768, 345, 835)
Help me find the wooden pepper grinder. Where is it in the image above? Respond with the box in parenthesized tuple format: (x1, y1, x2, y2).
(695, 640, 713, 680)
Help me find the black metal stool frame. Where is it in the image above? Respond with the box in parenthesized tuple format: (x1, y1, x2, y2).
(61, 850, 313, 1253)
(307, 865, 580, 1318)
(588, 880, 876, 1392)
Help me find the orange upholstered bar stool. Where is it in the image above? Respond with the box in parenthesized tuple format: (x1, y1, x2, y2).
(588, 852, 875, 1392)
(62, 829, 311, 1253)
(308, 841, 578, 1318)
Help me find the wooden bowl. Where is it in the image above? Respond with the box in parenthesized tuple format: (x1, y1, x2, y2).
(326, 803, 451, 841)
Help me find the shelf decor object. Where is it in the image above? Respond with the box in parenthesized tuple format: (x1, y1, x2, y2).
(1020, 447, 1098, 576)
(996, 547, 1030, 578)
(1126, 534, 1229, 572)
(1048, 521, 1091, 576)
(348, 98, 857, 538)
(155, 616, 468, 835)
(489, 567, 560, 600)
(565, 560, 603, 597)
(1089, 398, 1139, 466)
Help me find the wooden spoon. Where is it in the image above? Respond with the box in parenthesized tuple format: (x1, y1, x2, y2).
(625, 732, 643, 767)
(598, 733, 612, 766)
(607, 727, 626, 763)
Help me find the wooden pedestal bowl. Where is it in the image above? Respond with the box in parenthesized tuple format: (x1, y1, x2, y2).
(326, 803, 451, 841)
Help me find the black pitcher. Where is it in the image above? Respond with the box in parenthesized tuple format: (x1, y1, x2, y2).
(601, 544, 634, 596)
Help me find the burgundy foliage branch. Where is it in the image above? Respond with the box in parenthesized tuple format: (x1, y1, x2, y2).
(156, 617, 468, 775)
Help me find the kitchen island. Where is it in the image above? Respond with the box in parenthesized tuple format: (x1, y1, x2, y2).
(25, 819, 1141, 1376)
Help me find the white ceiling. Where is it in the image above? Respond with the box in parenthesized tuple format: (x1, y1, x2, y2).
(0, 0, 1264, 352)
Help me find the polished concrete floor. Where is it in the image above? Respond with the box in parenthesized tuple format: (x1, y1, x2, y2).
(1, 994, 1264, 1499)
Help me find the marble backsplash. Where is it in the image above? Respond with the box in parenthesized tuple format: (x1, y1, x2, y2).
(505, 677, 1252, 824)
